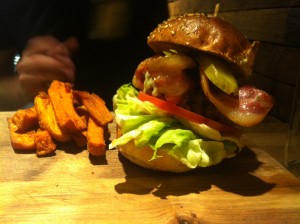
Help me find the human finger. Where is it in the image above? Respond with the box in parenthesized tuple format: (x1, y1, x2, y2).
(17, 54, 75, 82)
(22, 36, 62, 56)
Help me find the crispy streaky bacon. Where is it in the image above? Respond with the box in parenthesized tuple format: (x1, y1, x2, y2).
(200, 71, 274, 127)
(35, 129, 56, 156)
(87, 117, 106, 156)
(34, 92, 71, 142)
(48, 80, 87, 133)
(7, 80, 112, 157)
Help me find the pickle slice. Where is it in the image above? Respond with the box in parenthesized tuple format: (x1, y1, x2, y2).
(200, 54, 239, 95)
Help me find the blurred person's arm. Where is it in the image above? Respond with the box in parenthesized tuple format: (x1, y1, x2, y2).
(17, 36, 78, 100)
(0, 36, 78, 111)
(0, 48, 29, 110)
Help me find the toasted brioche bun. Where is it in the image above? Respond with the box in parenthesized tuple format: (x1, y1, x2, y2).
(147, 13, 259, 77)
(118, 140, 192, 173)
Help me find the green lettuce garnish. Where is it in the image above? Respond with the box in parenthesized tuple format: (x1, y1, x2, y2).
(109, 84, 243, 168)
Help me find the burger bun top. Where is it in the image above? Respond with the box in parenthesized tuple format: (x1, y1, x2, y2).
(147, 13, 259, 77)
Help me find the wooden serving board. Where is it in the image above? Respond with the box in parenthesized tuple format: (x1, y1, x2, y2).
(1, 111, 300, 223)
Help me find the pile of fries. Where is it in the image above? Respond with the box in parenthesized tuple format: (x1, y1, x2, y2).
(7, 80, 113, 157)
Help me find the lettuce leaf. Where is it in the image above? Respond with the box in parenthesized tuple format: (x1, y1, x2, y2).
(110, 84, 243, 168)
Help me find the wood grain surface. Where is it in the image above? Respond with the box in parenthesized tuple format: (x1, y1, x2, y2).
(1, 111, 300, 224)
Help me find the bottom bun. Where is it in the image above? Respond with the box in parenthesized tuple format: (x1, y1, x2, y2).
(118, 140, 193, 173)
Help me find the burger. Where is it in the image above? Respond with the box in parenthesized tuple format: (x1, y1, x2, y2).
(109, 13, 274, 172)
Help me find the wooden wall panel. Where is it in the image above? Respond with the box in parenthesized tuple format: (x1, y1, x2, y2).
(254, 43, 300, 86)
(168, 0, 300, 16)
(219, 8, 300, 47)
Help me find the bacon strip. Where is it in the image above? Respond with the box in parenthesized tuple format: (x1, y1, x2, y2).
(132, 55, 197, 104)
(200, 71, 274, 127)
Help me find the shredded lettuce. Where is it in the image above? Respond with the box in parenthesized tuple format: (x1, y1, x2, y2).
(113, 83, 169, 117)
(109, 84, 243, 168)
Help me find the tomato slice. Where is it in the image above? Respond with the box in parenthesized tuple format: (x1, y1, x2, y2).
(138, 92, 241, 136)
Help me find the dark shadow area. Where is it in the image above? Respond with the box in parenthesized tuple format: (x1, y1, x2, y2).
(58, 141, 85, 155)
(89, 153, 108, 166)
(13, 149, 38, 155)
(115, 147, 276, 199)
(74, 1, 169, 110)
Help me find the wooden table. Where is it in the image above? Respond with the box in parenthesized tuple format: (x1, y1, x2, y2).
(1, 111, 300, 224)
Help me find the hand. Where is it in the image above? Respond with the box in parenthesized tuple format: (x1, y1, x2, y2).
(17, 35, 78, 99)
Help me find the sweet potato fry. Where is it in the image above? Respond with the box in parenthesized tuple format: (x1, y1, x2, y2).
(7, 80, 110, 158)
(87, 117, 106, 156)
(35, 129, 56, 156)
(76, 91, 113, 126)
(72, 130, 87, 147)
(48, 80, 87, 133)
(11, 107, 38, 132)
(75, 105, 89, 117)
(7, 118, 36, 150)
(34, 92, 71, 142)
